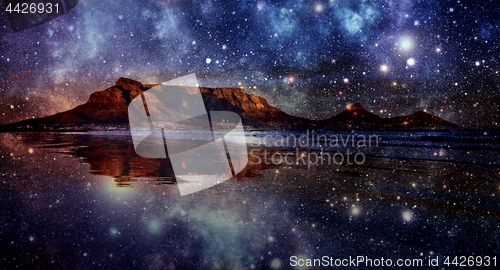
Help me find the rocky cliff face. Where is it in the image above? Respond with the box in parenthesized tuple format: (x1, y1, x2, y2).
(41, 77, 150, 125)
(200, 87, 268, 111)
(199, 87, 312, 128)
(88, 77, 144, 105)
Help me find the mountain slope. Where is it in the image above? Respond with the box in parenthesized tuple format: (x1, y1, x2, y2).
(384, 111, 458, 129)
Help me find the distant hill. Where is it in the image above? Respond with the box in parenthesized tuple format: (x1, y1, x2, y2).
(1, 78, 458, 131)
(319, 103, 382, 129)
(385, 111, 458, 129)
(318, 102, 458, 130)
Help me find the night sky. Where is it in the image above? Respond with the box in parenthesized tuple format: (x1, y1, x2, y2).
(0, 0, 499, 128)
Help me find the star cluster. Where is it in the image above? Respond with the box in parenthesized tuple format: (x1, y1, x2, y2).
(0, 0, 499, 127)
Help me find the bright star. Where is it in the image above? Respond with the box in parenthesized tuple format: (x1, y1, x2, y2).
(380, 64, 389, 73)
(314, 3, 324, 13)
(407, 58, 416, 66)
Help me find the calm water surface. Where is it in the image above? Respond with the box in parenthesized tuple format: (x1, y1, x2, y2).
(0, 131, 499, 269)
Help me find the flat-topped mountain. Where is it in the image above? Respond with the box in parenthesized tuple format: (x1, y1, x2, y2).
(2, 78, 458, 131)
(199, 87, 312, 128)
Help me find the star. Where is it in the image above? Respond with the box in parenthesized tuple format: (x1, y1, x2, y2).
(0, 0, 498, 128)
(380, 64, 389, 73)
(407, 58, 416, 66)
(314, 3, 324, 13)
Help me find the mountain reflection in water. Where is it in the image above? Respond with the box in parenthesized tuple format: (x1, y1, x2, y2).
(0, 131, 499, 269)
(15, 131, 267, 188)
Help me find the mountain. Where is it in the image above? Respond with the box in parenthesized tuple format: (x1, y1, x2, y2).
(199, 87, 312, 129)
(4, 77, 312, 130)
(6, 78, 148, 128)
(318, 102, 458, 130)
(319, 103, 383, 129)
(385, 111, 458, 129)
(2, 78, 458, 131)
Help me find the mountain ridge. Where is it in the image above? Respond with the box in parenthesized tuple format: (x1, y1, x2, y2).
(2, 77, 458, 131)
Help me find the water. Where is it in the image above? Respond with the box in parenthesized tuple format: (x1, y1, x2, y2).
(0, 130, 499, 268)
